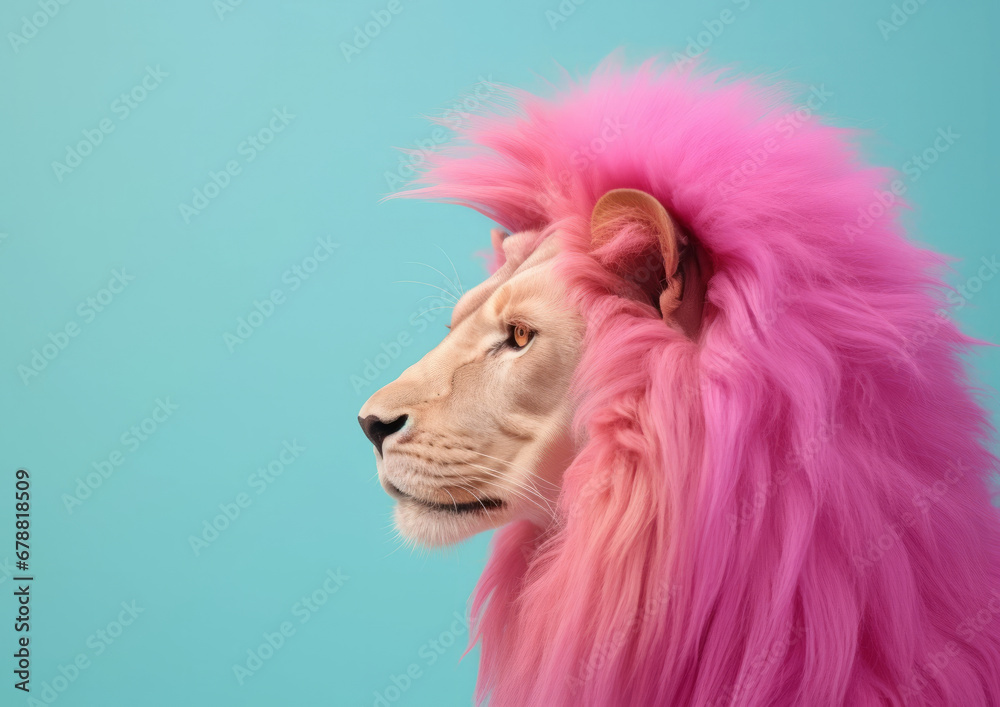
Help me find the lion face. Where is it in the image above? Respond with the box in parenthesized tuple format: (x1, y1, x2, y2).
(358, 231, 584, 546)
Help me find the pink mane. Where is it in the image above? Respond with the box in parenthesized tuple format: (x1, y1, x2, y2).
(400, 57, 1000, 705)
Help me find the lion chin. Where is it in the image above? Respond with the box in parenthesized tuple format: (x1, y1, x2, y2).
(390, 491, 510, 547)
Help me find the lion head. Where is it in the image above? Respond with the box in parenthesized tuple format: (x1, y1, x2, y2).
(358, 230, 583, 545)
(359, 187, 709, 546)
(357, 59, 1000, 707)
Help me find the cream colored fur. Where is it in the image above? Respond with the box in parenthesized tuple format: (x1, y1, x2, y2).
(359, 232, 583, 546)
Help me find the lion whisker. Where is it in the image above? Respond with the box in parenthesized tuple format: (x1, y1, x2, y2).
(441, 486, 461, 513)
(455, 482, 490, 514)
(405, 260, 464, 300)
(393, 280, 460, 304)
(434, 245, 466, 297)
(463, 449, 561, 492)
(464, 461, 555, 517)
(468, 462, 554, 506)
(472, 474, 555, 519)
(416, 293, 458, 309)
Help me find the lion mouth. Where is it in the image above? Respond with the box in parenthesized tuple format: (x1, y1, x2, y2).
(385, 480, 505, 514)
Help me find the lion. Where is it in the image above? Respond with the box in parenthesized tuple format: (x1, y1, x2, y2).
(358, 59, 1000, 706)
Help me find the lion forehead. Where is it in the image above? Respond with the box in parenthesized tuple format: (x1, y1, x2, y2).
(450, 232, 562, 328)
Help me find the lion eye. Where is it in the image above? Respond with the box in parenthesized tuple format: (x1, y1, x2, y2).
(511, 324, 532, 348)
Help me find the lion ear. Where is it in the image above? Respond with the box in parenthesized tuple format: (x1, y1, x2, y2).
(590, 188, 710, 338)
(490, 227, 510, 268)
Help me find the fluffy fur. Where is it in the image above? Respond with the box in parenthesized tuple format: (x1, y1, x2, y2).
(399, 57, 1000, 706)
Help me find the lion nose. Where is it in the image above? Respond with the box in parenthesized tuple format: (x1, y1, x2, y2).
(358, 414, 408, 456)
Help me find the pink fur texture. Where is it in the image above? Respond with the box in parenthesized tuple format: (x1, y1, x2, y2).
(401, 57, 1000, 705)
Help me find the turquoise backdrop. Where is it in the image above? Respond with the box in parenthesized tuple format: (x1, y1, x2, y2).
(1, 0, 997, 705)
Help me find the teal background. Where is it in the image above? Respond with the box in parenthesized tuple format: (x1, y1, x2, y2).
(0, 1, 997, 705)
